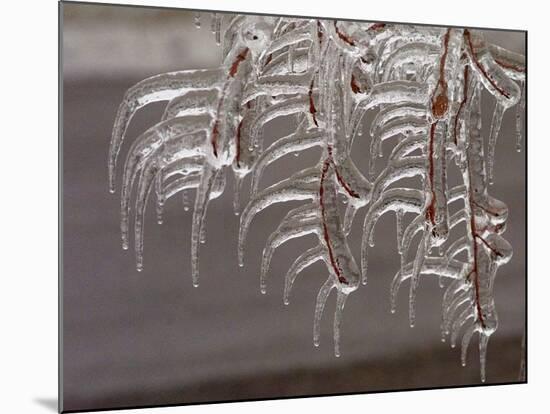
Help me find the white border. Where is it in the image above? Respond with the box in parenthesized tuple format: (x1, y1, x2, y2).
(1, 0, 546, 413)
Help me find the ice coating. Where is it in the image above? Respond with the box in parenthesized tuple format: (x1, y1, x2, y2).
(108, 13, 524, 380)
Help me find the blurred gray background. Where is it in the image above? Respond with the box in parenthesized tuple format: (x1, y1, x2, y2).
(61, 2, 526, 412)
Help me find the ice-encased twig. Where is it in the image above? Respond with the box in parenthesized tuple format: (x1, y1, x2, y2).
(107, 15, 524, 380)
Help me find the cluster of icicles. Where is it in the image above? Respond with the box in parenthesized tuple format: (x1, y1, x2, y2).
(108, 12, 525, 382)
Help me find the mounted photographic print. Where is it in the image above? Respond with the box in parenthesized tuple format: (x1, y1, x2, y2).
(60, 1, 527, 412)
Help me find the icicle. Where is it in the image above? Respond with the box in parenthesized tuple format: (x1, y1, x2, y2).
(408, 230, 428, 327)
(361, 243, 369, 286)
(357, 120, 363, 137)
(487, 103, 505, 185)
(461, 325, 476, 366)
(515, 81, 525, 152)
(394, 248, 406, 314)
(333, 292, 347, 357)
(233, 174, 243, 215)
(396, 209, 404, 254)
(368, 227, 375, 247)
(479, 333, 489, 382)
(313, 278, 334, 347)
(400, 215, 424, 262)
(120, 136, 152, 251)
(134, 161, 158, 272)
(156, 173, 164, 225)
(191, 167, 217, 287)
